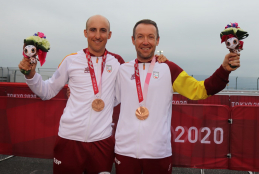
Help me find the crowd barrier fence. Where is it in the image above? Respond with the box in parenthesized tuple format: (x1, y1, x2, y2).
(0, 83, 259, 172)
(230, 106, 259, 172)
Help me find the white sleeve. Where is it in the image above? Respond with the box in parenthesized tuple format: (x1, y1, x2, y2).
(114, 68, 121, 106)
(26, 58, 70, 100)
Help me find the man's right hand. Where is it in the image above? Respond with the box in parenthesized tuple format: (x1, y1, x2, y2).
(222, 52, 240, 72)
(67, 87, 70, 98)
(18, 57, 37, 79)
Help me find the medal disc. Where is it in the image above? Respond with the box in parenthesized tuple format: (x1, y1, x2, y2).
(92, 99, 105, 112)
(135, 106, 149, 120)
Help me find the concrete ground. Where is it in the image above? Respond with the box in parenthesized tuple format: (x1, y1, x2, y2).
(0, 155, 257, 174)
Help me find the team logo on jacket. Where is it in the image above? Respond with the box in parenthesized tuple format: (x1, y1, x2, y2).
(153, 71, 159, 79)
(84, 67, 90, 73)
(106, 65, 112, 73)
(131, 73, 135, 80)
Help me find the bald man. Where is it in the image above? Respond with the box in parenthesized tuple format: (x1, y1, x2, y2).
(19, 15, 124, 174)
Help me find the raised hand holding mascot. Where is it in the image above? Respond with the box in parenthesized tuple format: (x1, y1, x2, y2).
(220, 23, 248, 68)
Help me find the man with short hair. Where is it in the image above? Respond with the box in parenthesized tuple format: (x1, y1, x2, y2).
(19, 15, 124, 174)
(114, 19, 240, 174)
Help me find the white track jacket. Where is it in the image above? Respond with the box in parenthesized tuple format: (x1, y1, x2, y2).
(115, 58, 230, 159)
(26, 49, 124, 142)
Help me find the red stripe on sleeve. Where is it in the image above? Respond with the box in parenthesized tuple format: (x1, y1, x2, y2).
(164, 61, 184, 84)
(108, 52, 125, 65)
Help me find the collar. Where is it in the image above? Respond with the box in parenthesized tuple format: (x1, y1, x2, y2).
(136, 57, 158, 63)
(83, 48, 107, 57)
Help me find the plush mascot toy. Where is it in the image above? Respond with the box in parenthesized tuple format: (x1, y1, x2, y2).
(220, 23, 248, 68)
(21, 32, 50, 75)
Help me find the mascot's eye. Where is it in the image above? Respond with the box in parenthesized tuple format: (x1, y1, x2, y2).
(31, 48, 35, 53)
(25, 49, 28, 53)
(233, 40, 237, 44)
(226, 42, 230, 46)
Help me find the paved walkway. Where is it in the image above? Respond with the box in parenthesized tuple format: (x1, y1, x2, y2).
(0, 155, 256, 174)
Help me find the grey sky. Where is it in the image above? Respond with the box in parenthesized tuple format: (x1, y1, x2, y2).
(1, 0, 258, 77)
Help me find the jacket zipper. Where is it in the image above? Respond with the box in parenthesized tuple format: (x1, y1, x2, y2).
(84, 109, 92, 142)
(85, 57, 99, 142)
(136, 63, 147, 158)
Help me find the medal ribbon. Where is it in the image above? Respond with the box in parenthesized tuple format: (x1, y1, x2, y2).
(85, 49, 107, 97)
(134, 56, 156, 106)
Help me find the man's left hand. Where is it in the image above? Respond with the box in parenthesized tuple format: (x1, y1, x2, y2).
(222, 53, 240, 71)
(155, 54, 167, 63)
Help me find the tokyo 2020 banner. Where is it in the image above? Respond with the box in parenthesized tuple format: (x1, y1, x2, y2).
(1, 83, 259, 172)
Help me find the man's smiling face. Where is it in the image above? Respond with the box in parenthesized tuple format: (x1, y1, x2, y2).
(84, 15, 111, 56)
(132, 23, 159, 60)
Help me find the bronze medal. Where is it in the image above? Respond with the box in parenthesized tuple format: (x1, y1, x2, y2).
(135, 106, 149, 120)
(92, 99, 105, 112)
(85, 49, 108, 112)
